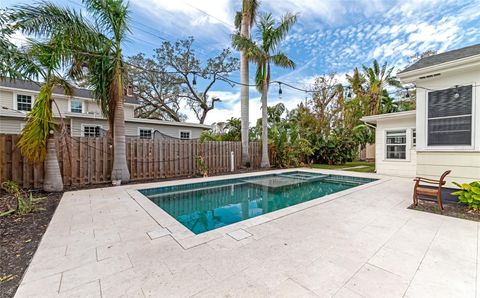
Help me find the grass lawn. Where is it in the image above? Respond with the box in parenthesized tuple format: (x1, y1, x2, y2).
(311, 161, 375, 173)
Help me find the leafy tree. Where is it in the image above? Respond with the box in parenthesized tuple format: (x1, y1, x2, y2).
(157, 37, 239, 124)
(200, 117, 242, 142)
(232, 12, 297, 168)
(12, 0, 133, 182)
(234, 0, 260, 167)
(127, 53, 186, 122)
(361, 59, 401, 115)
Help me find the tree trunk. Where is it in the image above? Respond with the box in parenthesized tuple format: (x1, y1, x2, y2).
(240, 12, 251, 167)
(43, 137, 63, 192)
(260, 81, 270, 168)
(111, 72, 130, 182)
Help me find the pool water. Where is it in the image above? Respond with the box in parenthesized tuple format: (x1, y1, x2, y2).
(140, 172, 375, 234)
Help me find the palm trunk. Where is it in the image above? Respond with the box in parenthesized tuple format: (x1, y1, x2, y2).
(260, 80, 270, 168)
(43, 137, 63, 192)
(111, 69, 130, 183)
(240, 12, 251, 167)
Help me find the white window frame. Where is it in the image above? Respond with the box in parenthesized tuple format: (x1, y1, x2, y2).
(179, 130, 191, 140)
(138, 127, 153, 139)
(425, 83, 476, 151)
(385, 129, 408, 161)
(68, 99, 85, 113)
(13, 93, 35, 112)
(81, 124, 103, 137)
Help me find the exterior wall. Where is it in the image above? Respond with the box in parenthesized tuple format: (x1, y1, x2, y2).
(415, 68, 480, 152)
(0, 117, 25, 134)
(70, 118, 109, 137)
(1, 88, 208, 137)
(413, 67, 480, 186)
(366, 143, 375, 161)
(416, 152, 480, 187)
(70, 118, 206, 138)
(124, 122, 205, 139)
(375, 117, 417, 177)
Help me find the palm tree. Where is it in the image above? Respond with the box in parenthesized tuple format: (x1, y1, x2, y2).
(12, 0, 131, 182)
(233, 13, 297, 168)
(17, 42, 74, 192)
(234, 0, 259, 167)
(361, 60, 400, 115)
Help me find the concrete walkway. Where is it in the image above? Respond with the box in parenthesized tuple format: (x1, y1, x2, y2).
(14, 170, 478, 297)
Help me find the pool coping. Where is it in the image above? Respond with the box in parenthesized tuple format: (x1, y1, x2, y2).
(125, 168, 390, 249)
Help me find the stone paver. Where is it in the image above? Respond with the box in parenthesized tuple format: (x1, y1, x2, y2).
(13, 169, 479, 298)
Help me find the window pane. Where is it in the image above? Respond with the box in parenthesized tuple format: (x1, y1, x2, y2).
(386, 145, 406, 159)
(71, 100, 83, 113)
(84, 126, 101, 137)
(428, 85, 472, 118)
(17, 95, 32, 111)
(428, 116, 472, 146)
(180, 131, 190, 139)
(139, 129, 152, 139)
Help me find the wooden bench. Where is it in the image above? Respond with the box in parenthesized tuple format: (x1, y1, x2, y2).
(413, 170, 451, 210)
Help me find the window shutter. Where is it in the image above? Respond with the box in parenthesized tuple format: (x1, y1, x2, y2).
(427, 85, 472, 146)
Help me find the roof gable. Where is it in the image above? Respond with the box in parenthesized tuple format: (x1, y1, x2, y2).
(0, 78, 138, 104)
(398, 44, 480, 74)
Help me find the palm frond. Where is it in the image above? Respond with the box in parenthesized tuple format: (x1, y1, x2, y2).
(271, 52, 295, 69)
(268, 12, 297, 51)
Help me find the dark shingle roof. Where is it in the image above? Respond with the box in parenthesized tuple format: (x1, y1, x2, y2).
(398, 43, 480, 74)
(0, 78, 138, 104)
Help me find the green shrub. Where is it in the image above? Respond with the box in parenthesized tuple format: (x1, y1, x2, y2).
(1, 181, 44, 216)
(452, 181, 480, 210)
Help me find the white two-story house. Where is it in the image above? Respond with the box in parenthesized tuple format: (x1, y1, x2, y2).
(362, 43, 480, 187)
(0, 79, 210, 139)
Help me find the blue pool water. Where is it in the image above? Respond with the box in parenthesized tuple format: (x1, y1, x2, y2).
(140, 172, 376, 234)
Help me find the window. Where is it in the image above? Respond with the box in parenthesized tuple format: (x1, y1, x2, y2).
(412, 129, 416, 148)
(427, 85, 472, 146)
(386, 130, 406, 160)
(70, 100, 83, 113)
(83, 125, 102, 137)
(179, 131, 191, 140)
(139, 128, 152, 139)
(16, 94, 32, 111)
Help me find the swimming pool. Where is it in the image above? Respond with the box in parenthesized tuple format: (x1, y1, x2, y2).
(139, 171, 376, 234)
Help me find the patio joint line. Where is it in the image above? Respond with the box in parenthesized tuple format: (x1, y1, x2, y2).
(98, 279, 103, 298)
(401, 219, 444, 297)
(333, 216, 413, 296)
(288, 278, 321, 297)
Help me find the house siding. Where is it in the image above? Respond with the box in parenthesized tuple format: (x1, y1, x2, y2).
(0, 88, 209, 137)
(413, 66, 480, 186)
(0, 117, 25, 134)
(374, 117, 417, 177)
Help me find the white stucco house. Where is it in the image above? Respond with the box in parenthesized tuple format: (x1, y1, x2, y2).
(362, 44, 480, 187)
(0, 79, 210, 139)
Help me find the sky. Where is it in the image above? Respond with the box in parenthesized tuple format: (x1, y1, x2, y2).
(3, 0, 480, 125)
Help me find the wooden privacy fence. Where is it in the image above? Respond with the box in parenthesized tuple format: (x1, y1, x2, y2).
(0, 134, 262, 189)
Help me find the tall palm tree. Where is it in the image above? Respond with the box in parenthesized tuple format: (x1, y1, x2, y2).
(12, 0, 131, 182)
(17, 42, 74, 192)
(234, 0, 259, 167)
(233, 13, 297, 168)
(361, 60, 400, 115)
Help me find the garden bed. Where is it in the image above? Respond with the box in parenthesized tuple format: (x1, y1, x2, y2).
(0, 192, 62, 298)
(409, 200, 480, 222)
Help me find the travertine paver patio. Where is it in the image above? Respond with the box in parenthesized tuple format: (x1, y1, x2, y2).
(14, 169, 479, 298)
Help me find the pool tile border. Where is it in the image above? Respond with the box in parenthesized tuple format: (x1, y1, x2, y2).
(126, 168, 390, 249)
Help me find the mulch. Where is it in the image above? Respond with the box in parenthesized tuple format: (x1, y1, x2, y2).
(0, 191, 63, 298)
(408, 200, 480, 222)
(0, 167, 279, 297)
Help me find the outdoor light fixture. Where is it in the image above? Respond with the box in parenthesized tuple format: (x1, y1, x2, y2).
(405, 88, 410, 98)
(278, 82, 283, 95)
(192, 72, 197, 86)
(346, 86, 352, 99)
(454, 85, 460, 98)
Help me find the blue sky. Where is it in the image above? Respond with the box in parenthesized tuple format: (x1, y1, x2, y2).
(3, 0, 480, 124)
